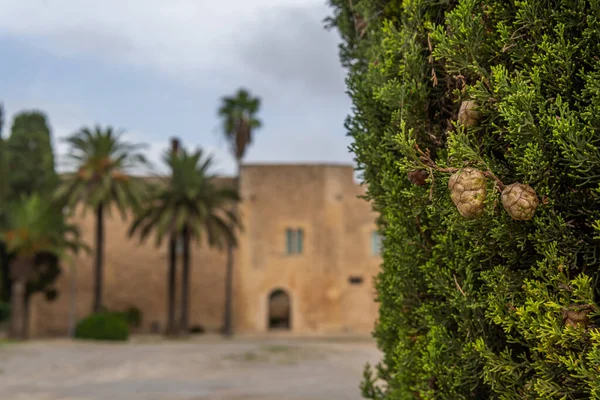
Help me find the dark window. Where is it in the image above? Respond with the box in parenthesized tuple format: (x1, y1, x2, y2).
(285, 228, 304, 254)
(296, 229, 304, 253)
(348, 276, 364, 285)
(286, 229, 294, 254)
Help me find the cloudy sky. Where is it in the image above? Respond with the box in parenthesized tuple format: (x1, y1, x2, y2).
(0, 0, 353, 176)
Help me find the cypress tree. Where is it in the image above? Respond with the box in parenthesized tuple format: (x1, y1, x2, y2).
(7, 111, 58, 197)
(0, 104, 9, 303)
(0, 103, 7, 200)
(326, 0, 600, 398)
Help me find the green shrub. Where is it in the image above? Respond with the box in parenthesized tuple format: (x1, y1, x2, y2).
(327, 0, 600, 398)
(74, 312, 129, 341)
(108, 306, 143, 328)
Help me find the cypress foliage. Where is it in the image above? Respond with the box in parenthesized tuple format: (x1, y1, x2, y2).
(0, 103, 7, 201)
(7, 111, 58, 197)
(326, 0, 600, 398)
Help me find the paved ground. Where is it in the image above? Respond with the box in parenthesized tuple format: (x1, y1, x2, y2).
(0, 335, 381, 400)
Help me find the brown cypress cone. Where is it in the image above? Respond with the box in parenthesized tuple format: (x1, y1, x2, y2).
(448, 168, 487, 218)
(408, 170, 428, 186)
(458, 100, 481, 127)
(501, 183, 539, 221)
(562, 304, 595, 328)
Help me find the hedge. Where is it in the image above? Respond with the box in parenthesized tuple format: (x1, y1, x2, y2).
(326, 0, 600, 398)
(74, 312, 129, 341)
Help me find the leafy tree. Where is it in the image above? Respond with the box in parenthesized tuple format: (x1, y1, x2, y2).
(7, 111, 58, 197)
(55, 125, 149, 314)
(0, 109, 61, 316)
(129, 145, 239, 335)
(217, 88, 261, 336)
(0, 194, 86, 339)
(326, 0, 600, 398)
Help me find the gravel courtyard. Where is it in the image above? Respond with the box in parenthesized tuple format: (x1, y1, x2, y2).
(0, 336, 381, 400)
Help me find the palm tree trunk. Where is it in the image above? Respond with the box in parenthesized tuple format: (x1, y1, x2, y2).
(9, 280, 25, 339)
(22, 292, 30, 339)
(168, 137, 180, 336)
(68, 257, 77, 338)
(8, 256, 33, 340)
(93, 204, 104, 314)
(223, 245, 234, 336)
(0, 243, 10, 303)
(223, 162, 240, 337)
(180, 227, 190, 334)
(166, 236, 177, 335)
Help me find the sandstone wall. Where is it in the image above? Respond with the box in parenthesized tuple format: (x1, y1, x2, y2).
(233, 164, 380, 334)
(30, 182, 232, 337)
(30, 165, 381, 337)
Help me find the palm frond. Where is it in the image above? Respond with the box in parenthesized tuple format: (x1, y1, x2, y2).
(218, 88, 262, 161)
(0, 194, 89, 260)
(56, 125, 150, 213)
(129, 144, 240, 250)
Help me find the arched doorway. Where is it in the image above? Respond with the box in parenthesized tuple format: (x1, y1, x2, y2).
(267, 289, 291, 330)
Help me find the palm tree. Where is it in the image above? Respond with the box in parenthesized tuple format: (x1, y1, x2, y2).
(217, 88, 262, 336)
(54, 125, 149, 314)
(0, 194, 87, 339)
(129, 144, 239, 335)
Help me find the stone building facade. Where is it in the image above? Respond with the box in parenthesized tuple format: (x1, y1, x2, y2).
(29, 164, 382, 337)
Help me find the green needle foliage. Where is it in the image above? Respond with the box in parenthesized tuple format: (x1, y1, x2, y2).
(0, 103, 7, 207)
(326, 0, 600, 398)
(7, 111, 58, 197)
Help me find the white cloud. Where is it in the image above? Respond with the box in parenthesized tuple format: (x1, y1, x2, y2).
(0, 0, 356, 177)
(0, 0, 333, 83)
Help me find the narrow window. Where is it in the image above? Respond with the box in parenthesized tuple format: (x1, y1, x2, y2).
(296, 229, 304, 254)
(286, 228, 294, 254)
(285, 228, 304, 254)
(348, 276, 364, 285)
(371, 231, 382, 256)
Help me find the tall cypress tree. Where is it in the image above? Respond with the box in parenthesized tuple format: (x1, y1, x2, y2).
(0, 103, 7, 200)
(7, 111, 58, 197)
(327, 0, 600, 398)
(0, 103, 9, 303)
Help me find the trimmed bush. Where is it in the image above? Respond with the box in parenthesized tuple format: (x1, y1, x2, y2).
(74, 312, 129, 341)
(109, 306, 143, 329)
(326, 0, 600, 398)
